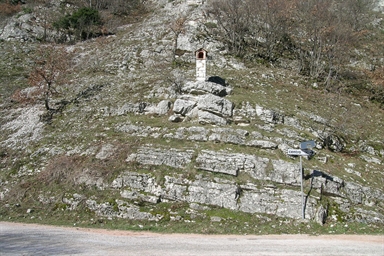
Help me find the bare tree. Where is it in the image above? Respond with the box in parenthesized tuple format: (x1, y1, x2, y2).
(208, 0, 252, 57)
(28, 44, 73, 111)
(249, 0, 297, 61)
(34, 1, 58, 42)
(366, 66, 384, 108)
(170, 15, 188, 63)
(340, 0, 378, 31)
(294, 0, 357, 84)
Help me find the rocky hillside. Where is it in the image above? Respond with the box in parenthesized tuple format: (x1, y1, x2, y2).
(0, 0, 383, 234)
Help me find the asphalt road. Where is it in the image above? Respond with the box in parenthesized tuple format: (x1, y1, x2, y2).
(1, 222, 383, 256)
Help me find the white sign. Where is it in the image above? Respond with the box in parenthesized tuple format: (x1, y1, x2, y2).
(300, 140, 316, 150)
(287, 149, 310, 156)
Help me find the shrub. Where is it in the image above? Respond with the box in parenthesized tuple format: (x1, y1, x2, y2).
(53, 7, 103, 42)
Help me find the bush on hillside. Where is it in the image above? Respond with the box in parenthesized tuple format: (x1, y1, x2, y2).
(207, 0, 379, 82)
(53, 7, 103, 42)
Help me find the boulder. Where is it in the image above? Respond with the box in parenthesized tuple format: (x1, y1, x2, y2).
(156, 100, 172, 115)
(208, 127, 249, 145)
(269, 160, 300, 185)
(197, 94, 234, 117)
(173, 99, 197, 115)
(145, 100, 172, 115)
(86, 199, 157, 220)
(256, 105, 284, 124)
(246, 140, 278, 149)
(182, 81, 230, 96)
(235, 101, 258, 118)
(162, 175, 189, 201)
(0, 13, 56, 42)
(239, 188, 316, 219)
(126, 147, 194, 168)
(164, 126, 209, 141)
(323, 134, 345, 152)
(195, 150, 241, 176)
(198, 110, 228, 125)
(184, 126, 209, 141)
(1, 15, 32, 41)
(187, 179, 238, 209)
(315, 205, 328, 225)
(95, 144, 116, 160)
(195, 150, 261, 176)
(168, 114, 183, 122)
(75, 169, 106, 189)
(360, 155, 382, 164)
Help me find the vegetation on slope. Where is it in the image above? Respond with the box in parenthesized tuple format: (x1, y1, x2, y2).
(0, 0, 383, 234)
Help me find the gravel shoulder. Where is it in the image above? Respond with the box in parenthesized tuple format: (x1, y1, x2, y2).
(1, 222, 383, 256)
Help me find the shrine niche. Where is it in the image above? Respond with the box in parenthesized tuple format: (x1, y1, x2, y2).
(195, 48, 207, 81)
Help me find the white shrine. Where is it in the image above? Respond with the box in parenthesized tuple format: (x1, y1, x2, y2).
(195, 48, 207, 81)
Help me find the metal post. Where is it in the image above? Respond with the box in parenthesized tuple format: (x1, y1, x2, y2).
(288, 141, 315, 220)
(300, 155, 304, 219)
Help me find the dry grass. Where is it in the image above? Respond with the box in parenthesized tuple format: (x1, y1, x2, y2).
(0, 3, 21, 16)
